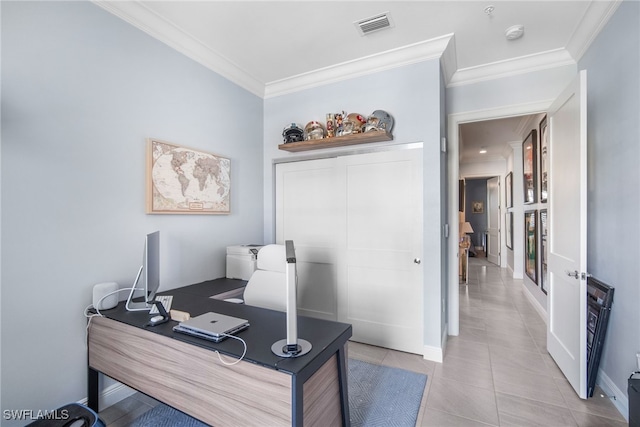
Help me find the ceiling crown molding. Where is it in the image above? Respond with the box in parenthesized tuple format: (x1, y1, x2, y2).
(92, 1, 265, 98)
(439, 33, 458, 86)
(566, 0, 621, 62)
(94, 0, 619, 98)
(264, 34, 454, 99)
(448, 48, 575, 88)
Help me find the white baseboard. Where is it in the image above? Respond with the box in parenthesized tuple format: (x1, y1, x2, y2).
(78, 382, 135, 410)
(423, 344, 443, 363)
(423, 326, 447, 363)
(596, 369, 629, 422)
(521, 282, 548, 324)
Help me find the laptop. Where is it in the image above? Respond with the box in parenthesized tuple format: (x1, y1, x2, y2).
(173, 312, 249, 343)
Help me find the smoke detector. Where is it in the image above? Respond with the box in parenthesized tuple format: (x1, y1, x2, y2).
(354, 12, 393, 36)
(505, 25, 525, 40)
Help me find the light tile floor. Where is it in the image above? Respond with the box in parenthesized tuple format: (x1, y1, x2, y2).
(100, 258, 627, 426)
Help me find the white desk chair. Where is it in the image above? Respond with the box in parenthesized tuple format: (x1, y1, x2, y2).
(226, 244, 287, 312)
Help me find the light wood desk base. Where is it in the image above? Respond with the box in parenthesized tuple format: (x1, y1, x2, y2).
(88, 317, 346, 426)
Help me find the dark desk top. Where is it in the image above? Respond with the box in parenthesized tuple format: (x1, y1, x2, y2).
(100, 278, 352, 377)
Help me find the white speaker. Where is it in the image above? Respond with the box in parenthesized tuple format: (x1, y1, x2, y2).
(93, 282, 119, 310)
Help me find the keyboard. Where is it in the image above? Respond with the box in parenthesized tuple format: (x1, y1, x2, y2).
(150, 295, 173, 314)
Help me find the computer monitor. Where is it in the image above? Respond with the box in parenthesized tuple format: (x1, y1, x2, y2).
(126, 231, 160, 312)
(271, 240, 312, 357)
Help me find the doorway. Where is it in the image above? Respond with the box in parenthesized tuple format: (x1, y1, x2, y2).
(447, 101, 551, 337)
(461, 176, 500, 265)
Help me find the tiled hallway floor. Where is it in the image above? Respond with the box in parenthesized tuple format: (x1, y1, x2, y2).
(413, 257, 627, 426)
(100, 258, 627, 426)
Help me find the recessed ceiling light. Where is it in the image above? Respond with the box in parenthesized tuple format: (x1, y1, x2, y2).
(479, 147, 487, 154)
(505, 25, 525, 40)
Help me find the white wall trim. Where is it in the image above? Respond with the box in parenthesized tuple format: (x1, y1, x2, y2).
(91, 1, 265, 98)
(423, 345, 443, 363)
(448, 49, 575, 88)
(78, 382, 135, 411)
(423, 329, 446, 364)
(264, 35, 453, 99)
(447, 100, 553, 342)
(521, 282, 548, 324)
(596, 368, 629, 422)
(566, 0, 622, 63)
(423, 324, 447, 363)
(93, 1, 618, 98)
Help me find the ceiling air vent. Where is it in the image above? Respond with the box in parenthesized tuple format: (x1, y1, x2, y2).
(354, 12, 393, 36)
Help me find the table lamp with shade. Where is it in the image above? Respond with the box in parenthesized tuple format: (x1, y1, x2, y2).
(460, 222, 474, 247)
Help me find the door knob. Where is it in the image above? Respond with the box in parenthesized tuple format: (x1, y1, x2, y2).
(565, 270, 579, 279)
(414, 258, 421, 264)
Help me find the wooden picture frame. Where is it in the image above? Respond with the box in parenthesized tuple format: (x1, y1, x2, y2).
(539, 116, 549, 203)
(505, 172, 513, 208)
(540, 209, 548, 294)
(147, 138, 231, 214)
(522, 129, 538, 204)
(506, 212, 513, 250)
(472, 201, 484, 214)
(524, 210, 538, 284)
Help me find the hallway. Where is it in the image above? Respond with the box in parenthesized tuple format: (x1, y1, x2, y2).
(417, 257, 626, 425)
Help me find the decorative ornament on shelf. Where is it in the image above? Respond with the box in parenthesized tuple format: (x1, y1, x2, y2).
(364, 110, 394, 133)
(334, 111, 345, 136)
(326, 113, 335, 138)
(278, 109, 394, 152)
(304, 121, 326, 140)
(282, 123, 305, 143)
(342, 113, 367, 136)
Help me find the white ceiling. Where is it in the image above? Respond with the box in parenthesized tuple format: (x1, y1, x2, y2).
(94, 0, 619, 161)
(459, 114, 545, 165)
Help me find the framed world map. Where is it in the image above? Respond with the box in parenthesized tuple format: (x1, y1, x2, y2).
(146, 138, 230, 214)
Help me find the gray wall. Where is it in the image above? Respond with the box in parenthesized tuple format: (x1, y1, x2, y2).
(579, 0, 640, 404)
(465, 178, 488, 249)
(263, 60, 447, 355)
(1, 2, 263, 421)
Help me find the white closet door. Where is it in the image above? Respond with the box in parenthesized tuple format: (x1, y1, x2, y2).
(337, 148, 424, 354)
(275, 148, 424, 354)
(275, 158, 339, 320)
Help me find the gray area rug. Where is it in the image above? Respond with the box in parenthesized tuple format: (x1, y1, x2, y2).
(348, 359, 427, 427)
(129, 359, 427, 427)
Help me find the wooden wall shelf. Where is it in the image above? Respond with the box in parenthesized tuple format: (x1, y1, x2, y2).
(278, 131, 393, 152)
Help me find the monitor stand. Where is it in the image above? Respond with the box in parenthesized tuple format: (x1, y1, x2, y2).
(125, 266, 150, 312)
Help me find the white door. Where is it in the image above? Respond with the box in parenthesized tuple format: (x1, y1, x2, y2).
(276, 148, 424, 354)
(275, 158, 339, 321)
(486, 176, 500, 266)
(547, 70, 588, 398)
(336, 148, 424, 354)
